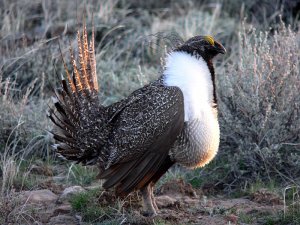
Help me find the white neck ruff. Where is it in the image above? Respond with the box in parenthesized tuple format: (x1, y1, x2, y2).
(163, 51, 214, 121)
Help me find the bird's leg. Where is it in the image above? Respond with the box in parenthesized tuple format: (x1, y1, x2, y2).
(150, 183, 159, 212)
(141, 184, 157, 217)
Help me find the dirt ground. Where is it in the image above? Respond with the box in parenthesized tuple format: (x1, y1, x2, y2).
(130, 179, 283, 225)
(13, 178, 284, 225)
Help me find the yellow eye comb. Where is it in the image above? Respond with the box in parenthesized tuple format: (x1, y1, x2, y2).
(204, 36, 215, 46)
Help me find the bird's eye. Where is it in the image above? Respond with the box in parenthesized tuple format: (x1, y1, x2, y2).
(204, 36, 215, 46)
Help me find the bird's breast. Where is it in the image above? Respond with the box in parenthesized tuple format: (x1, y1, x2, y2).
(170, 108, 220, 168)
(163, 51, 214, 122)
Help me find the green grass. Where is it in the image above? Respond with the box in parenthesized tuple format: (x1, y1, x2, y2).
(69, 188, 127, 223)
(184, 157, 232, 190)
(238, 212, 255, 224)
(65, 163, 98, 186)
(70, 188, 105, 222)
(156, 165, 186, 188)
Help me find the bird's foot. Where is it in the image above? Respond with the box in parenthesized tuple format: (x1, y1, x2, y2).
(152, 200, 159, 213)
(150, 186, 159, 212)
(141, 184, 158, 217)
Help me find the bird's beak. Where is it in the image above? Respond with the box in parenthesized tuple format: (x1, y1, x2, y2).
(214, 41, 226, 54)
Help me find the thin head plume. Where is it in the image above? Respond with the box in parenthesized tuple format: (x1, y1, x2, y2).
(158, 31, 184, 51)
(140, 31, 184, 67)
(142, 32, 184, 54)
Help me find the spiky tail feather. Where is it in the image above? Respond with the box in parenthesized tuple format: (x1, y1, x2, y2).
(49, 23, 110, 165)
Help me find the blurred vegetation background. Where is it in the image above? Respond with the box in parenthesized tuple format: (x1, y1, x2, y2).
(0, 0, 299, 202)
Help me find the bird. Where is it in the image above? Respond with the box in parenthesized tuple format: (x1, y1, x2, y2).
(48, 24, 226, 216)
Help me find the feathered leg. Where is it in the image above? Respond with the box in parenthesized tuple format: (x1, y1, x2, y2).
(141, 184, 157, 217)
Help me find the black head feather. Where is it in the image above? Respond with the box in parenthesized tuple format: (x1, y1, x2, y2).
(175, 35, 226, 61)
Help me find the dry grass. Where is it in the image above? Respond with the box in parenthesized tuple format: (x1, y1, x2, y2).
(216, 19, 300, 188)
(0, 0, 299, 223)
(185, 18, 300, 195)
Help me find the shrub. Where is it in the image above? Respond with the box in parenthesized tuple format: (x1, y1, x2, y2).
(1, 0, 299, 195)
(0, 75, 51, 157)
(210, 19, 300, 190)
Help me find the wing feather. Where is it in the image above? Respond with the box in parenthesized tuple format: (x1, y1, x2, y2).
(101, 85, 184, 195)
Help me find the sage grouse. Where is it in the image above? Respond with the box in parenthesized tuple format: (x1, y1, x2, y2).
(48, 26, 226, 216)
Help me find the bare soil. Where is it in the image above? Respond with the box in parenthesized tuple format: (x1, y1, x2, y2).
(18, 179, 283, 224)
(5, 163, 284, 225)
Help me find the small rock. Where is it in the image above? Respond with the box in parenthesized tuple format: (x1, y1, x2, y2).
(183, 196, 199, 206)
(251, 188, 282, 205)
(52, 204, 72, 216)
(38, 179, 64, 194)
(59, 186, 86, 202)
(158, 179, 197, 198)
(47, 215, 78, 225)
(156, 195, 177, 208)
(23, 189, 58, 204)
(30, 164, 53, 176)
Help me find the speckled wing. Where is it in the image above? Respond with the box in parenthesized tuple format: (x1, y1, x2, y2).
(107, 84, 184, 165)
(100, 83, 184, 194)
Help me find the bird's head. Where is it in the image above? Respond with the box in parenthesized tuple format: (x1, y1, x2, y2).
(174, 35, 226, 61)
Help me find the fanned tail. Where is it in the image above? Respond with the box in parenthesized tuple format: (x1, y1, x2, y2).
(48, 22, 110, 165)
